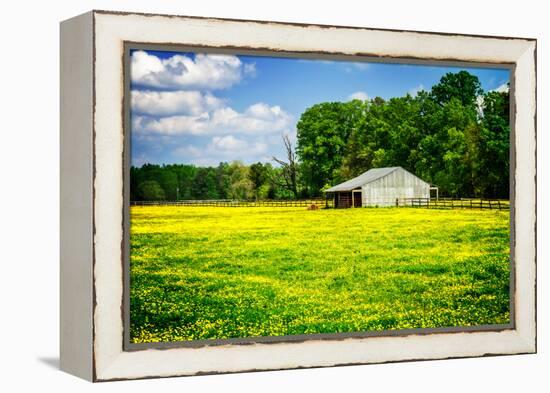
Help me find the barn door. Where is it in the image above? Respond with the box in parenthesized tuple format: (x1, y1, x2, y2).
(353, 190, 362, 207)
(339, 193, 351, 208)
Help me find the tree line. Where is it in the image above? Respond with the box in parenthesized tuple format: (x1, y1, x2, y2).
(130, 161, 298, 201)
(131, 70, 510, 201)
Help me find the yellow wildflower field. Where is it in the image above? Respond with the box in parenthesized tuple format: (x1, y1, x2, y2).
(129, 206, 510, 343)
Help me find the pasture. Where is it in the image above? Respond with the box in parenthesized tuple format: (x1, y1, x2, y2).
(129, 206, 510, 343)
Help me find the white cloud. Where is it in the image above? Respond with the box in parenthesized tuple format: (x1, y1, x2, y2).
(343, 62, 370, 73)
(131, 51, 164, 80)
(210, 135, 249, 151)
(408, 84, 425, 97)
(475, 83, 510, 117)
(131, 90, 224, 116)
(492, 83, 509, 93)
(132, 153, 153, 167)
(209, 135, 267, 155)
(131, 50, 254, 90)
(245, 103, 286, 120)
(351, 62, 370, 70)
(348, 91, 369, 101)
(133, 102, 294, 137)
(297, 59, 337, 65)
(297, 59, 370, 73)
(243, 63, 257, 76)
(130, 50, 292, 166)
(173, 135, 268, 165)
(172, 145, 203, 158)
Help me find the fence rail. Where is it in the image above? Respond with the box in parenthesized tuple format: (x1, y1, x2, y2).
(131, 198, 333, 208)
(397, 197, 510, 210)
(131, 197, 509, 210)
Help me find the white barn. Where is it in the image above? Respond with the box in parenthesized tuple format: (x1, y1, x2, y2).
(325, 167, 433, 208)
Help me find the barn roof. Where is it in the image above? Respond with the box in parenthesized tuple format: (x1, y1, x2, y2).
(325, 167, 402, 192)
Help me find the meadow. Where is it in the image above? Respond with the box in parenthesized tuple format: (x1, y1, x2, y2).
(129, 206, 510, 344)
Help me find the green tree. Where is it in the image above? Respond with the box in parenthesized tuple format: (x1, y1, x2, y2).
(478, 89, 510, 198)
(296, 100, 364, 195)
(339, 96, 421, 179)
(157, 168, 178, 200)
(226, 161, 253, 200)
(138, 180, 165, 201)
(175, 165, 198, 200)
(215, 162, 231, 199)
(191, 168, 220, 199)
(248, 162, 268, 199)
(431, 70, 483, 107)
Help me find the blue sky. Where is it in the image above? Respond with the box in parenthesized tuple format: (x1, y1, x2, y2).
(130, 49, 509, 167)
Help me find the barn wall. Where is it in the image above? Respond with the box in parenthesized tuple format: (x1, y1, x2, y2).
(361, 168, 429, 206)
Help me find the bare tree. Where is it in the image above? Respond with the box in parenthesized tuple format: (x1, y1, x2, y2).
(272, 134, 299, 199)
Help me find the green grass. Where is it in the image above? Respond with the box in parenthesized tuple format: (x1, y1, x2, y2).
(129, 206, 510, 343)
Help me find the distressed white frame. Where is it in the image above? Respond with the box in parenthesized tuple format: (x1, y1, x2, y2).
(60, 10, 536, 381)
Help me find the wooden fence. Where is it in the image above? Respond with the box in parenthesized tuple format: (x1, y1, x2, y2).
(131, 197, 508, 210)
(131, 198, 333, 208)
(398, 197, 510, 210)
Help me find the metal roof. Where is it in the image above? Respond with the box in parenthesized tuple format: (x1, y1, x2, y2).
(325, 167, 401, 192)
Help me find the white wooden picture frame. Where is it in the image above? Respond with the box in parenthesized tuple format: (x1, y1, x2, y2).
(60, 10, 536, 381)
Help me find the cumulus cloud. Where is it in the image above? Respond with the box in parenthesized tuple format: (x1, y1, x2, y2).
(173, 135, 268, 165)
(492, 83, 509, 93)
(172, 145, 203, 158)
(350, 62, 369, 70)
(348, 91, 369, 101)
(243, 63, 257, 76)
(130, 50, 290, 166)
(210, 135, 249, 151)
(131, 90, 224, 116)
(209, 135, 267, 156)
(131, 50, 255, 90)
(475, 82, 510, 115)
(343, 62, 370, 73)
(133, 102, 294, 137)
(408, 84, 425, 97)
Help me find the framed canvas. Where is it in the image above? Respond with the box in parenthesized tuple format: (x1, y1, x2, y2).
(60, 10, 537, 382)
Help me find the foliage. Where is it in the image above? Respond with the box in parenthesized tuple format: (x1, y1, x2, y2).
(130, 206, 510, 343)
(137, 180, 165, 201)
(130, 160, 292, 201)
(296, 101, 364, 195)
(191, 167, 219, 200)
(431, 70, 483, 107)
(296, 71, 510, 198)
(248, 162, 268, 196)
(478, 89, 511, 197)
